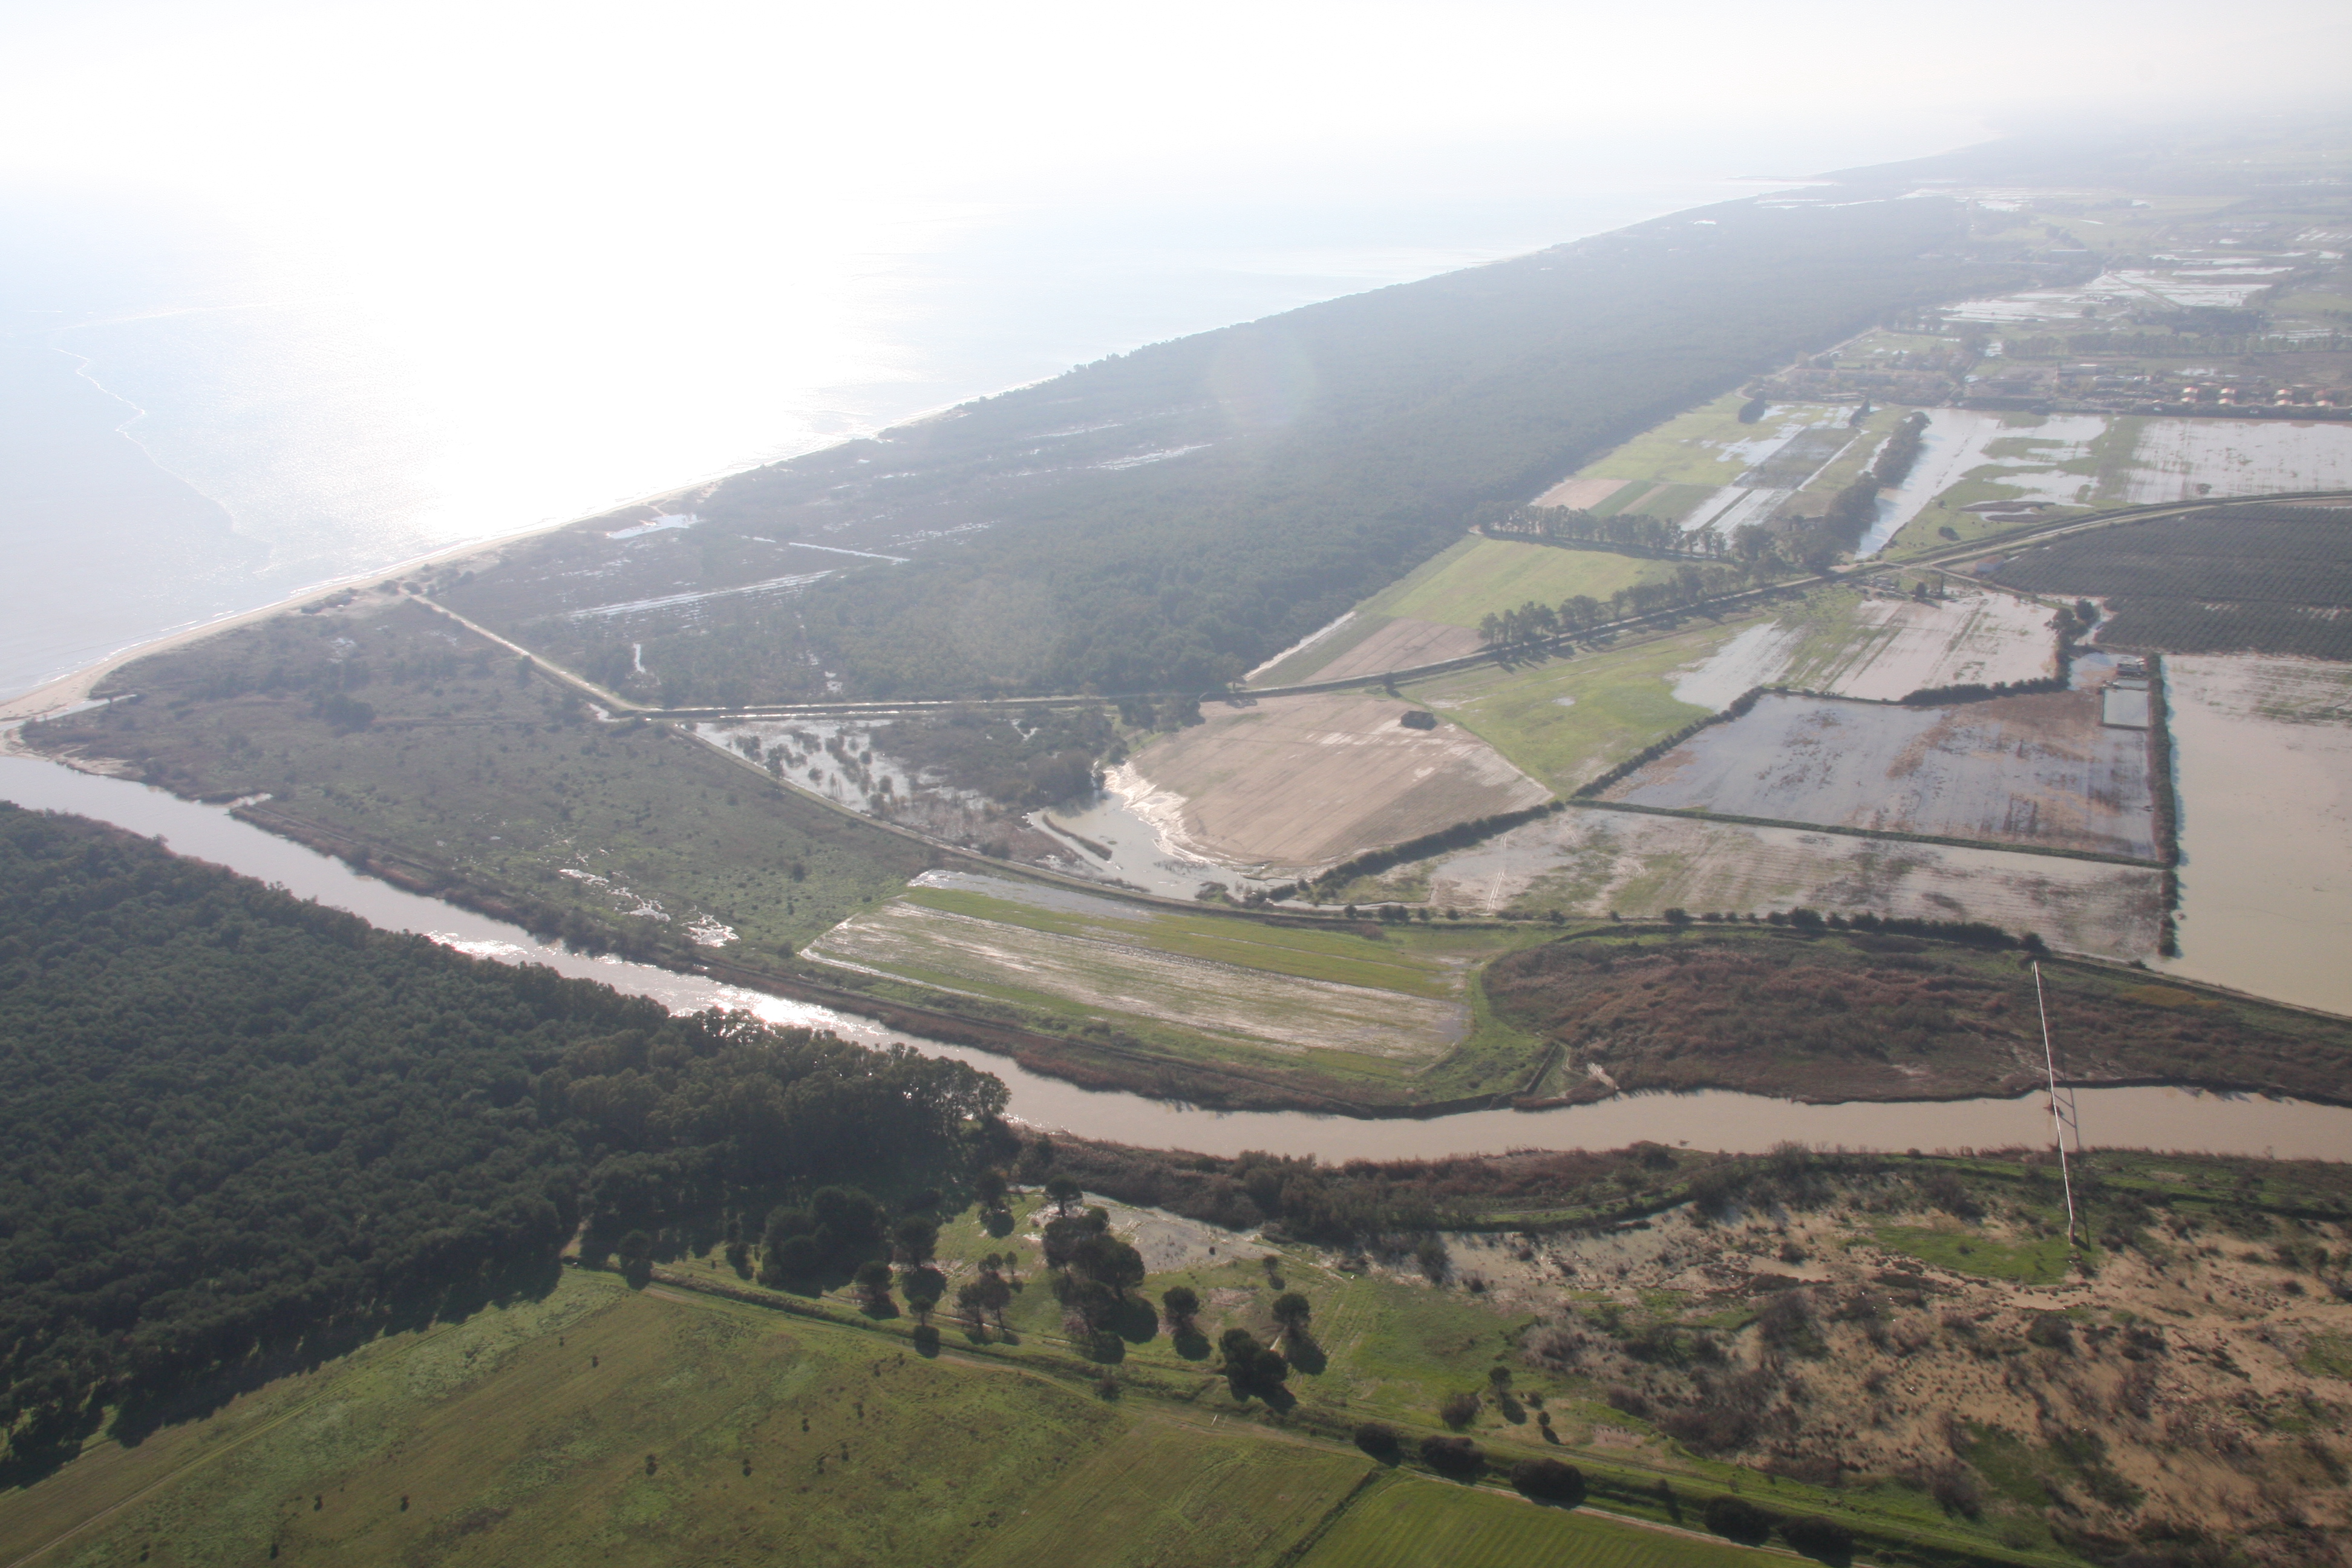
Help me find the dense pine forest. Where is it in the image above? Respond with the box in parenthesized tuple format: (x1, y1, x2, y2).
(0, 806, 1004, 1480)
(446, 189, 2035, 702)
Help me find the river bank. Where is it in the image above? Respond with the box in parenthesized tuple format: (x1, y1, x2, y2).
(2, 749, 2344, 1161)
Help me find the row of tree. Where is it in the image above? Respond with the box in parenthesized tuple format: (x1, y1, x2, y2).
(1474, 560, 1776, 651)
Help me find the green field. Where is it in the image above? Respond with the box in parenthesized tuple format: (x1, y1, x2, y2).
(964, 1424, 1370, 1568)
(1364, 538, 1677, 629)
(1, 1270, 1135, 1568)
(1566, 392, 1838, 488)
(1411, 615, 1772, 794)
(802, 874, 1557, 1100)
(1872, 1224, 2083, 1285)
(1297, 1475, 1775, 1568)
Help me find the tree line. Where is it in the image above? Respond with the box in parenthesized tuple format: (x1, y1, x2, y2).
(0, 806, 1005, 1481)
(1475, 560, 1779, 652)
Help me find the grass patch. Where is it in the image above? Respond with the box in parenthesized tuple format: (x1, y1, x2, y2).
(1413, 615, 1771, 794)
(1296, 1473, 1777, 1568)
(1364, 538, 1676, 630)
(1873, 1226, 2077, 1285)
(962, 1423, 1369, 1568)
(0, 1269, 1129, 1568)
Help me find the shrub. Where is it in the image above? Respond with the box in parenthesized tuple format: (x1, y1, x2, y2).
(1438, 1390, 1482, 1428)
(1419, 1435, 1483, 1476)
(1704, 1495, 1777, 1546)
(1353, 1422, 1400, 1460)
(1510, 1458, 1587, 1506)
(1781, 1515, 1855, 1562)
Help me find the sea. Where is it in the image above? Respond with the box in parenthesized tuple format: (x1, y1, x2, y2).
(1, 163, 1809, 699)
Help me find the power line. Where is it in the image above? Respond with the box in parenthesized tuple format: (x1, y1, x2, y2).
(2033, 960, 2080, 1247)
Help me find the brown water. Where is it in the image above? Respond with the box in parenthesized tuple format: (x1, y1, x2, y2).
(4, 751, 2345, 1161)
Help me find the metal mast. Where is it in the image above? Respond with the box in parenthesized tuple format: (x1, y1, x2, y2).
(2033, 960, 2080, 1246)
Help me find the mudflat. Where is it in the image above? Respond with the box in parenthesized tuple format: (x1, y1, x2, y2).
(1604, 690, 2158, 859)
(1128, 692, 1552, 872)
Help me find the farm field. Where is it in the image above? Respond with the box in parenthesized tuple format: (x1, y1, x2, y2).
(0, 1269, 1135, 1568)
(1408, 806, 2164, 955)
(1252, 537, 1679, 688)
(1985, 501, 2352, 662)
(1879, 414, 2352, 557)
(801, 871, 1552, 1072)
(1295, 1474, 1770, 1568)
(1120, 690, 1550, 871)
(1661, 586, 2056, 705)
(1484, 926, 2352, 1104)
(1246, 538, 1677, 688)
(2160, 654, 2352, 1017)
(1413, 615, 1772, 795)
(963, 1423, 1370, 1568)
(1601, 690, 2159, 860)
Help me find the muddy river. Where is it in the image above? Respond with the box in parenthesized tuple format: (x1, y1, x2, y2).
(3, 752, 2346, 1162)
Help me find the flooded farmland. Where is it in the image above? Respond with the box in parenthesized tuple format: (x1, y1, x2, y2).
(1602, 689, 2158, 860)
(2160, 654, 2352, 1017)
(2, 752, 2344, 1158)
(1419, 807, 2164, 955)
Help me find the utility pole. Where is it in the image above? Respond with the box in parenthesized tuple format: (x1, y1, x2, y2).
(2034, 961, 2080, 1246)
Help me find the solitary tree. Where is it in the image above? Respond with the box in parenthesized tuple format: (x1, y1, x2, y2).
(1045, 1175, 1083, 1215)
(892, 1215, 938, 1266)
(852, 1259, 895, 1313)
(900, 1266, 946, 1322)
(1161, 1285, 1200, 1334)
(1270, 1292, 1312, 1343)
(975, 1169, 1009, 1210)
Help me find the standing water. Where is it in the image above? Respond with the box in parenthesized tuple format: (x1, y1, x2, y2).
(3, 752, 2345, 1161)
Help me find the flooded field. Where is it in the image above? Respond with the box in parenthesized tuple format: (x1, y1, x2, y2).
(2118, 418, 2352, 504)
(1123, 690, 1550, 873)
(1781, 588, 2056, 699)
(4, 753, 2342, 1152)
(1603, 690, 2158, 859)
(2160, 654, 2352, 1017)
(803, 870, 1477, 1061)
(1863, 411, 2107, 555)
(1416, 806, 2163, 955)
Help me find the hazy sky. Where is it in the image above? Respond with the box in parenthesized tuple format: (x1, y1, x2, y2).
(6, 0, 2345, 227)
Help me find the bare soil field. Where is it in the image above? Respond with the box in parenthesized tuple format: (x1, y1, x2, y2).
(1125, 692, 1550, 872)
(1304, 615, 1485, 682)
(1415, 808, 2164, 956)
(1485, 929, 2352, 1104)
(2160, 653, 2352, 1016)
(806, 899, 1468, 1060)
(1603, 691, 2158, 860)
(1530, 475, 1631, 509)
(1779, 588, 2056, 701)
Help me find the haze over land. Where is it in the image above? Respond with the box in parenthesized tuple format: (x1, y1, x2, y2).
(4, 6, 2352, 1567)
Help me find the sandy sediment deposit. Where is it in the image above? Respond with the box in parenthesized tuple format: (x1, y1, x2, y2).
(1301, 616, 1485, 683)
(1125, 692, 1551, 872)
(2160, 653, 2352, 1016)
(1420, 807, 2163, 956)
(1530, 475, 1630, 509)
(805, 900, 1466, 1060)
(1605, 690, 2157, 859)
